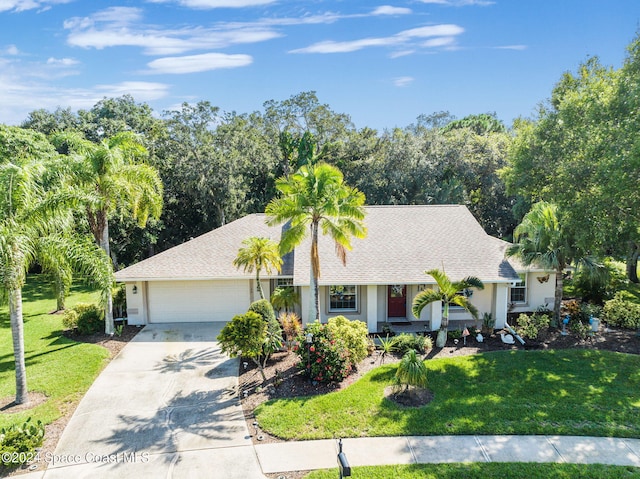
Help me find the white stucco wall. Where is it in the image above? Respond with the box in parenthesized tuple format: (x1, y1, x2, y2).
(448, 286, 493, 327)
(124, 281, 146, 325)
(510, 271, 556, 314)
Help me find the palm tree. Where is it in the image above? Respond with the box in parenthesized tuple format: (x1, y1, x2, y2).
(265, 163, 367, 322)
(0, 127, 112, 404)
(52, 131, 163, 334)
(233, 236, 282, 300)
(270, 286, 300, 313)
(506, 201, 600, 324)
(412, 268, 484, 348)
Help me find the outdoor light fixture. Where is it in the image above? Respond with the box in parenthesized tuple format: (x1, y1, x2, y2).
(132, 285, 138, 295)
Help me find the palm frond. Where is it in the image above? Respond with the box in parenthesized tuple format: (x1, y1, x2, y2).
(455, 276, 485, 291)
(449, 295, 480, 319)
(412, 289, 444, 319)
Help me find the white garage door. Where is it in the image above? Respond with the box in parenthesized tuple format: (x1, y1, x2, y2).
(147, 280, 250, 323)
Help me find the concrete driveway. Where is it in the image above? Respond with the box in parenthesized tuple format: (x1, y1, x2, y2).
(40, 323, 265, 479)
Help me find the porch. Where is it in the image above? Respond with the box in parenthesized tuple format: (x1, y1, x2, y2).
(375, 319, 481, 335)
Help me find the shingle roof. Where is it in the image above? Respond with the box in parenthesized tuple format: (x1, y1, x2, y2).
(295, 205, 519, 285)
(115, 205, 521, 284)
(114, 214, 282, 281)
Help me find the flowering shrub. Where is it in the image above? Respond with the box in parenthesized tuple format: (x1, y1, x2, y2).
(294, 322, 352, 383)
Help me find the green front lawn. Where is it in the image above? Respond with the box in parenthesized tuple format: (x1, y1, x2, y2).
(255, 349, 640, 440)
(305, 463, 640, 479)
(0, 276, 110, 428)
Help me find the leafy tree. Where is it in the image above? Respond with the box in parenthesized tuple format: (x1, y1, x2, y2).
(506, 201, 601, 323)
(502, 42, 640, 281)
(265, 163, 367, 322)
(23, 96, 168, 266)
(217, 311, 269, 382)
(233, 237, 282, 300)
(21, 107, 80, 135)
(77, 95, 165, 143)
(412, 268, 484, 348)
(0, 126, 111, 404)
(442, 112, 507, 135)
(52, 131, 163, 334)
(263, 91, 354, 147)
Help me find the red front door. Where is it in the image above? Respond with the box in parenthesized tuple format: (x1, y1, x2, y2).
(388, 285, 407, 318)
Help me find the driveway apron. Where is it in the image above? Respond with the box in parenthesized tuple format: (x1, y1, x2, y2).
(43, 323, 264, 479)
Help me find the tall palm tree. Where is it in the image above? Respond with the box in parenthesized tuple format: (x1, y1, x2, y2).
(233, 236, 282, 300)
(506, 201, 600, 324)
(265, 163, 367, 322)
(0, 127, 112, 404)
(412, 268, 484, 348)
(52, 131, 163, 334)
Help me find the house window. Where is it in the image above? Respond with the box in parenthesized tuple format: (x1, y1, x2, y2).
(511, 274, 527, 303)
(449, 288, 473, 309)
(329, 285, 357, 311)
(276, 278, 293, 288)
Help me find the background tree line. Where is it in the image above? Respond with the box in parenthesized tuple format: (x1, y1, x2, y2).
(18, 93, 517, 268)
(9, 32, 640, 283)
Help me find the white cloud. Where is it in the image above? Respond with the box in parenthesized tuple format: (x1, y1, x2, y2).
(422, 36, 456, 48)
(146, 52, 252, 73)
(146, 0, 276, 8)
(494, 45, 527, 50)
(372, 6, 412, 15)
(290, 37, 401, 54)
(65, 7, 281, 55)
(398, 24, 464, 39)
(4, 44, 20, 55)
(393, 76, 414, 87)
(0, 64, 170, 124)
(389, 49, 415, 58)
(291, 23, 464, 54)
(420, 0, 494, 5)
(0, 0, 72, 13)
(94, 81, 170, 100)
(46, 57, 79, 66)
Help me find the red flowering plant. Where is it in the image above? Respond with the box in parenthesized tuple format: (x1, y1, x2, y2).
(295, 321, 352, 383)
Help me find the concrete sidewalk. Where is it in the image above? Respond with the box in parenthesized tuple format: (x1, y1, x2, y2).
(255, 435, 640, 474)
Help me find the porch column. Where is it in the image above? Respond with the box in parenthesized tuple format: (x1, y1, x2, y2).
(366, 285, 378, 333)
(430, 300, 442, 331)
(300, 286, 311, 326)
(494, 283, 509, 329)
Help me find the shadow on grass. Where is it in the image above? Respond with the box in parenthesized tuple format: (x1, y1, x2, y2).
(0, 343, 79, 374)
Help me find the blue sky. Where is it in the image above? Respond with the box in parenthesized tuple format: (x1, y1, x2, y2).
(1, 0, 639, 130)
